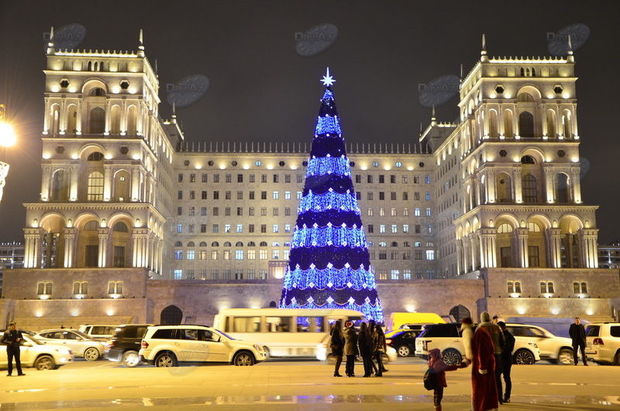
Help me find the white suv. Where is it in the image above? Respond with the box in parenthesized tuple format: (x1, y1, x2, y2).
(37, 329, 106, 361)
(586, 323, 620, 365)
(506, 324, 575, 365)
(415, 323, 541, 365)
(0, 333, 73, 370)
(139, 325, 268, 367)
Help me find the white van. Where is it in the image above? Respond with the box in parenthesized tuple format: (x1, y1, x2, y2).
(213, 308, 366, 360)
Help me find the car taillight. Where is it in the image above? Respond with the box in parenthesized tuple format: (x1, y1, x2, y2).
(593, 338, 604, 345)
(141, 341, 149, 349)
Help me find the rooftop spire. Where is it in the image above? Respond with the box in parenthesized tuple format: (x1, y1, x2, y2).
(459, 63, 464, 82)
(171, 102, 177, 122)
(46, 26, 55, 54)
(431, 105, 437, 125)
(567, 34, 575, 62)
(480, 33, 488, 62)
(138, 29, 145, 57)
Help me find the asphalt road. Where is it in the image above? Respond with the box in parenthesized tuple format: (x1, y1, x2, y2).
(1, 358, 619, 410)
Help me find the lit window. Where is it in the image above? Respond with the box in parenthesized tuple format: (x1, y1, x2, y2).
(235, 250, 244, 260)
(272, 249, 280, 259)
(236, 224, 243, 233)
(507, 281, 522, 294)
(224, 224, 231, 233)
(107, 281, 123, 295)
(391, 225, 398, 233)
(390, 270, 399, 280)
(87, 171, 104, 201)
(285, 191, 291, 200)
(37, 282, 53, 296)
(72, 281, 88, 296)
(414, 208, 421, 216)
(259, 250, 268, 260)
(395, 161, 402, 168)
(173, 270, 182, 280)
(285, 224, 291, 233)
(176, 224, 183, 233)
(573, 282, 588, 295)
(540, 281, 554, 295)
(297, 191, 302, 199)
(175, 250, 183, 260)
(273, 224, 279, 233)
(403, 224, 409, 233)
(426, 250, 435, 260)
(380, 224, 386, 233)
(248, 250, 256, 260)
(186, 250, 195, 260)
(273, 191, 279, 200)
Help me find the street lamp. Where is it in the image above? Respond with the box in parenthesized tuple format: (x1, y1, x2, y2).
(0, 104, 17, 203)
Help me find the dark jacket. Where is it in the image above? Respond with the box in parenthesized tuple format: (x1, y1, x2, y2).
(330, 328, 344, 355)
(1, 329, 24, 349)
(344, 327, 358, 356)
(569, 323, 586, 344)
(358, 330, 373, 356)
(501, 329, 515, 360)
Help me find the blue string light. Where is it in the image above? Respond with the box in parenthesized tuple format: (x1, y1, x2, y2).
(291, 225, 367, 248)
(306, 156, 351, 177)
(298, 190, 360, 213)
(315, 115, 342, 136)
(283, 264, 377, 290)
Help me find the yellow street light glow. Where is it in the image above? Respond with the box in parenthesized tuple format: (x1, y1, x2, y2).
(0, 122, 17, 147)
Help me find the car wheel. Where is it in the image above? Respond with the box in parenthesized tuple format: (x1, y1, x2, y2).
(122, 350, 141, 367)
(34, 355, 55, 370)
(155, 351, 177, 367)
(558, 348, 573, 365)
(233, 351, 255, 366)
(441, 349, 462, 366)
(83, 347, 100, 361)
(397, 345, 411, 357)
(514, 349, 535, 365)
(614, 351, 620, 366)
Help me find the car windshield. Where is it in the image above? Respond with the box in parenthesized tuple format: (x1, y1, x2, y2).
(215, 329, 235, 340)
(26, 335, 44, 345)
(71, 330, 91, 339)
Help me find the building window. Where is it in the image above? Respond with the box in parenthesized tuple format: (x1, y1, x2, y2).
(403, 224, 409, 233)
(507, 281, 522, 295)
(522, 174, 538, 203)
(87, 171, 104, 201)
(272, 250, 280, 259)
(202, 173, 208, 183)
(186, 250, 195, 260)
(390, 270, 400, 280)
(391, 225, 397, 233)
(285, 224, 291, 233)
(236, 224, 243, 233)
(36, 282, 53, 297)
(176, 224, 183, 233)
(259, 250, 268, 260)
(540, 281, 554, 295)
(190, 173, 196, 183)
(297, 191, 302, 200)
(273, 191, 279, 200)
(528, 246, 540, 267)
(426, 250, 435, 260)
(178, 173, 183, 183)
(273, 224, 279, 233)
(285, 191, 291, 200)
(573, 282, 588, 295)
(107, 281, 123, 295)
(173, 270, 182, 280)
(379, 225, 386, 233)
(248, 250, 256, 260)
(414, 208, 421, 216)
(212, 224, 219, 233)
(72, 281, 88, 296)
(174, 250, 183, 260)
(235, 250, 244, 260)
(224, 224, 231, 233)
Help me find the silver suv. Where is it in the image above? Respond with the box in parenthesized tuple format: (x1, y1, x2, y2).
(586, 323, 620, 365)
(506, 324, 574, 365)
(139, 325, 268, 367)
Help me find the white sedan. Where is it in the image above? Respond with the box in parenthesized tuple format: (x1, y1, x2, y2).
(0, 333, 73, 370)
(37, 329, 105, 361)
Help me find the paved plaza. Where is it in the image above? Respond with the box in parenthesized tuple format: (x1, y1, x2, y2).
(1, 360, 619, 410)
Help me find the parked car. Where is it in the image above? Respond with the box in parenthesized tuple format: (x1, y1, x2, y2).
(139, 325, 268, 367)
(0, 333, 73, 370)
(386, 328, 422, 357)
(79, 325, 117, 340)
(585, 323, 620, 365)
(105, 324, 152, 367)
(415, 323, 541, 365)
(37, 329, 106, 361)
(506, 324, 574, 365)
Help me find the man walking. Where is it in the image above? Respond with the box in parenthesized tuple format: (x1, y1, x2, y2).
(2, 321, 25, 376)
(569, 317, 588, 366)
(343, 320, 358, 377)
(497, 321, 515, 403)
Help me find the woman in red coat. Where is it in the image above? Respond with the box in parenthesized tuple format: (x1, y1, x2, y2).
(471, 326, 499, 411)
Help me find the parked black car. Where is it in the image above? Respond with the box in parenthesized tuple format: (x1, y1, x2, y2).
(105, 324, 152, 367)
(386, 327, 423, 357)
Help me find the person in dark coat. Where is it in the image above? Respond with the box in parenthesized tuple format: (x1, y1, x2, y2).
(358, 322, 374, 377)
(428, 348, 461, 411)
(373, 326, 387, 377)
(2, 321, 25, 376)
(478, 312, 504, 404)
(329, 320, 344, 377)
(367, 321, 379, 375)
(471, 326, 499, 411)
(498, 321, 515, 403)
(343, 321, 358, 377)
(569, 317, 588, 366)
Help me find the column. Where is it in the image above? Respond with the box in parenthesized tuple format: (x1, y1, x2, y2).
(487, 169, 496, 203)
(131, 166, 140, 202)
(104, 100, 111, 135)
(103, 165, 113, 201)
(513, 168, 522, 203)
(515, 228, 529, 268)
(546, 227, 562, 268)
(157, 239, 164, 275)
(544, 166, 555, 203)
(69, 164, 80, 201)
(462, 239, 470, 274)
(579, 228, 599, 268)
(40, 165, 52, 201)
(98, 228, 110, 268)
(43, 98, 50, 133)
(23, 228, 43, 268)
(132, 228, 149, 268)
(470, 234, 478, 270)
(456, 240, 463, 275)
(75, 100, 82, 135)
(572, 107, 579, 138)
(571, 167, 582, 203)
(59, 97, 67, 134)
(479, 228, 497, 268)
(63, 227, 77, 268)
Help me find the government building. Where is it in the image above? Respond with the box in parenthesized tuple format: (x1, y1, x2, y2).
(1, 32, 618, 329)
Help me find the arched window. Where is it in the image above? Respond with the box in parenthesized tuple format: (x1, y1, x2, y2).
(555, 173, 570, 203)
(51, 169, 69, 201)
(89, 87, 105, 96)
(522, 174, 538, 203)
(488, 110, 498, 137)
(199, 241, 207, 247)
(187, 241, 195, 247)
(497, 223, 513, 234)
(84, 221, 99, 231)
(66, 105, 78, 134)
(127, 106, 137, 135)
(503, 110, 513, 137)
(113, 171, 130, 202)
(546, 110, 556, 137)
(88, 152, 104, 161)
(223, 241, 232, 247)
(50, 105, 60, 136)
(517, 92, 535, 102)
(110, 106, 121, 134)
(496, 173, 513, 203)
(259, 241, 268, 247)
(113, 222, 128, 232)
(235, 241, 243, 247)
(521, 155, 535, 164)
(174, 241, 182, 247)
(518, 111, 534, 137)
(211, 241, 219, 247)
(496, 223, 514, 267)
(89, 107, 105, 133)
(562, 111, 572, 137)
(247, 241, 256, 247)
(87, 171, 104, 201)
(390, 241, 398, 247)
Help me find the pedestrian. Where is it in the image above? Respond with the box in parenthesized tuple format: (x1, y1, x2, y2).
(373, 325, 387, 377)
(358, 322, 374, 377)
(343, 320, 358, 377)
(461, 317, 474, 365)
(427, 348, 461, 411)
(367, 321, 379, 375)
(330, 320, 344, 377)
(497, 321, 515, 403)
(569, 316, 588, 366)
(478, 312, 504, 404)
(2, 321, 25, 377)
(471, 326, 499, 411)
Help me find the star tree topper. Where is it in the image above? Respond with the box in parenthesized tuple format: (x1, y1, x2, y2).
(320, 67, 336, 87)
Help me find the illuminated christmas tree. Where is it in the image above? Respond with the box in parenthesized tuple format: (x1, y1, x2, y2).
(280, 68, 383, 321)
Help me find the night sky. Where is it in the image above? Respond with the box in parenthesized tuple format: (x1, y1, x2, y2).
(0, 0, 618, 243)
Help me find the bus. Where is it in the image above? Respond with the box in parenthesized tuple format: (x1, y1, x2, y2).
(213, 308, 366, 360)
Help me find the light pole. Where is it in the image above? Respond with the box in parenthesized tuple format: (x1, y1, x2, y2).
(0, 104, 17, 203)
